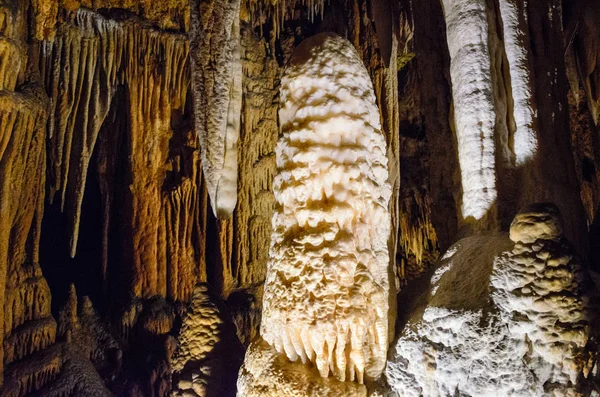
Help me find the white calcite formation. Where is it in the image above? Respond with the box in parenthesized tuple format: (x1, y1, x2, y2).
(492, 203, 598, 396)
(190, 0, 242, 217)
(259, 33, 393, 384)
(499, 0, 537, 165)
(442, 0, 497, 220)
(386, 204, 599, 397)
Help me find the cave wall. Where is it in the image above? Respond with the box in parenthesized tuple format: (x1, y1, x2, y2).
(0, 0, 597, 395)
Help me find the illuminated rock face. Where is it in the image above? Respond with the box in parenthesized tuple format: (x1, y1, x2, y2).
(259, 33, 393, 384)
(441, 0, 497, 220)
(387, 204, 599, 396)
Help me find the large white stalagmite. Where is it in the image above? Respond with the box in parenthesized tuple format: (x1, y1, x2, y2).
(386, 204, 599, 396)
(189, 0, 242, 217)
(260, 33, 393, 384)
(442, 0, 497, 220)
(499, 0, 537, 165)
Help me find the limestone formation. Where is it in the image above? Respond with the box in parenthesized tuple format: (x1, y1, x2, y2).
(1, 0, 600, 396)
(171, 284, 242, 397)
(190, 0, 242, 217)
(441, 0, 497, 221)
(260, 33, 392, 383)
(386, 204, 599, 396)
(41, 8, 198, 301)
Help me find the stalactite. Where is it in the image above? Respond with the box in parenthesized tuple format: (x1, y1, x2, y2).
(41, 10, 122, 257)
(137, 299, 175, 336)
(498, 0, 537, 166)
(260, 33, 392, 383)
(190, 0, 242, 217)
(398, 192, 438, 281)
(442, 0, 497, 221)
(41, 9, 199, 301)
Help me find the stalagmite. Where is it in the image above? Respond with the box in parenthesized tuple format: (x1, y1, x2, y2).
(171, 284, 243, 397)
(387, 203, 599, 396)
(442, 0, 497, 220)
(190, 0, 242, 217)
(492, 203, 599, 395)
(498, 0, 537, 165)
(260, 33, 392, 383)
(171, 285, 224, 396)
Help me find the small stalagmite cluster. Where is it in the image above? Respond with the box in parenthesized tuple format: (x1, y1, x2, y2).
(0, 0, 599, 396)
